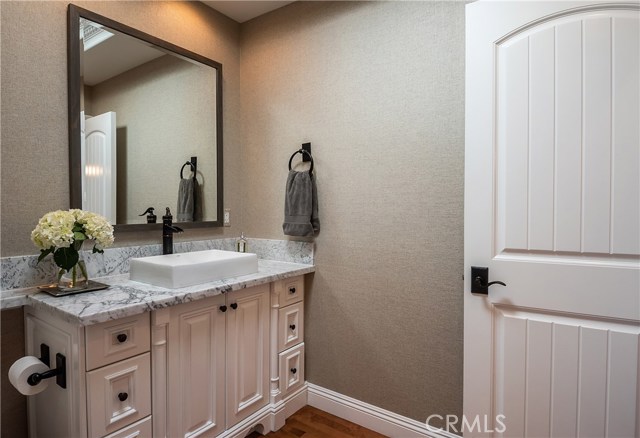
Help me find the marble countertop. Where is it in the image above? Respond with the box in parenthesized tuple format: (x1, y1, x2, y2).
(2, 259, 314, 326)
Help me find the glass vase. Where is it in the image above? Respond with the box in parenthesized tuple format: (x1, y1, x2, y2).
(57, 258, 89, 291)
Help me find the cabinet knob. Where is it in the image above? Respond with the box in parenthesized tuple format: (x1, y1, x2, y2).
(116, 333, 127, 343)
(230, 303, 238, 310)
(290, 368, 297, 374)
(289, 287, 296, 294)
(219, 305, 227, 312)
(289, 324, 296, 331)
(117, 392, 128, 402)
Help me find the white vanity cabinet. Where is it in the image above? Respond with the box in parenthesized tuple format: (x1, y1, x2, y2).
(271, 276, 305, 402)
(153, 277, 307, 437)
(24, 310, 152, 438)
(22, 271, 309, 438)
(160, 284, 270, 437)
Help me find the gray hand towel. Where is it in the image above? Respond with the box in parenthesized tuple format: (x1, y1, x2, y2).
(177, 178, 194, 222)
(283, 170, 319, 237)
(193, 178, 203, 222)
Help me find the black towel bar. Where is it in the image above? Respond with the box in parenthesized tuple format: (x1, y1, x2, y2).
(288, 149, 314, 175)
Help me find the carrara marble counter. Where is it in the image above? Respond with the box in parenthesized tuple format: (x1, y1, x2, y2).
(3, 259, 314, 326)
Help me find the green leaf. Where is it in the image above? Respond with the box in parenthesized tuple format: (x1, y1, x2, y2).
(92, 246, 104, 254)
(72, 224, 83, 232)
(37, 247, 54, 264)
(53, 247, 79, 271)
(74, 231, 86, 240)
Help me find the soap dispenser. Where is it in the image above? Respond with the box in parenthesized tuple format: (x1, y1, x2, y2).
(236, 232, 248, 253)
(139, 207, 156, 223)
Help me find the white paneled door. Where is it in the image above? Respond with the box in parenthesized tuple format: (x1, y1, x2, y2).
(464, 2, 639, 437)
(83, 111, 117, 223)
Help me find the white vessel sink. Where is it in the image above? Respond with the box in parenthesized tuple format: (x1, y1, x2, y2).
(129, 249, 259, 289)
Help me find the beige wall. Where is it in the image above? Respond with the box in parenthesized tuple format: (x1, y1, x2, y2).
(0, 308, 27, 438)
(0, 1, 241, 257)
(89, 55, 218, 224)
(240, 1, 465, 422)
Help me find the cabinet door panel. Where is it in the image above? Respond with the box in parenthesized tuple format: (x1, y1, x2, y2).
(86, 313, 150, 371)
(103, 416, 152, 438)
(278, 302, 304, 353)
(86, 353, 151, 437)
(168, 295, 226, 438)
(279, 343, 305, 399)
(226, 284, 270, 426)
(275, 276, 304, 307)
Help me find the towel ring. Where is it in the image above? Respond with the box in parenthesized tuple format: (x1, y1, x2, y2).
(288, 149, 314, 175)
(180, 161, 196, 179)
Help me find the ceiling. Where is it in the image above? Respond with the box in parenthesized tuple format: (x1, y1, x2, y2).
(201, 1, 295, 23)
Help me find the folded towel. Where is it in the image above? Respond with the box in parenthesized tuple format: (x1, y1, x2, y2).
(177, 178, 194, 222)
(283, 170, 319, 237)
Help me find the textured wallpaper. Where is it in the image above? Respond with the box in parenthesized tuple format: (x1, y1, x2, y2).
(240, 1, 465, 422)
(0, 1, 241, 257)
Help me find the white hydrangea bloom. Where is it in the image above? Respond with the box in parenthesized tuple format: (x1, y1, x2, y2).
(32, 209, 114, 252)
(31, 210, 75, 250)
(73, 210, 115, 250)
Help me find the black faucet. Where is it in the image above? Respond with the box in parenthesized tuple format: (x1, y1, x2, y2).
(162, 207, 183, 255)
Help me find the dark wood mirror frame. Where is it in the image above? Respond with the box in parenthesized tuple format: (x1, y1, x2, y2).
(67, 4, 223, 231)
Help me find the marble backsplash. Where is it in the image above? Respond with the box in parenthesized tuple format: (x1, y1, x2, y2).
(1, 238, 313, 291)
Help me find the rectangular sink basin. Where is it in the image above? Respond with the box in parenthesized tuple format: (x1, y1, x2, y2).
(129, 249, 258, 289)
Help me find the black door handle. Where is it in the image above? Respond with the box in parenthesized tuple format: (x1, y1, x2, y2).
(471, 266, 506, 295)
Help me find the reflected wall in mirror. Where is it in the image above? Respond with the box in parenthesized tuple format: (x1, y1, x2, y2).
(68, 5, 223, 229)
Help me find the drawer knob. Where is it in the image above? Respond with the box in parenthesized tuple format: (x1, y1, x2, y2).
(290, 367, 297, 374)
(219, 305, 227, 312)
(116, 333, 127, 343)
(117, 392, 128, 402)
(230, 303, 238, 310)
(289, 287, 296, 294)
(289, 324, 296, 331)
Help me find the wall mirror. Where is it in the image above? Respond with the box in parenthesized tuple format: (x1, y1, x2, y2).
(68, 5, 223, 230)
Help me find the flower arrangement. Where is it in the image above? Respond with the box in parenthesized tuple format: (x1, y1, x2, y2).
(31, 209, 114, 284)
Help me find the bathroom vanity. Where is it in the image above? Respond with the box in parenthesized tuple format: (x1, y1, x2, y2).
(21, 259, 313, 438)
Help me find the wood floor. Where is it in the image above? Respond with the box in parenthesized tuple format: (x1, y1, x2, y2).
(249, 406, 388, 438)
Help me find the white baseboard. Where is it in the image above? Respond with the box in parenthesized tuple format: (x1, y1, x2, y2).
(307, 383, 458, 438)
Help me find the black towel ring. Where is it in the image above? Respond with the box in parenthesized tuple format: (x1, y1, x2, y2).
(180, 161, 196, 179)
(288, 149, 314, 175)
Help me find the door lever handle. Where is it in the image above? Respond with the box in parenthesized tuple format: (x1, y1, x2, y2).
(471, 266, 506, 295)
(487, 280, 506, 287)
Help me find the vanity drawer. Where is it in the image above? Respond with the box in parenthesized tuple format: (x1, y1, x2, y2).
(278, 302, 304, 352)
(279, 343, 305, 399)
(275, 276, 304, 306)
(103, 416, 152, 438)
(86, 313, 150, 371)
(87, 353, 151, 438)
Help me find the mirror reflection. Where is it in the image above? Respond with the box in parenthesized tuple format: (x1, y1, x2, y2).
(70, 7, 223, 227)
